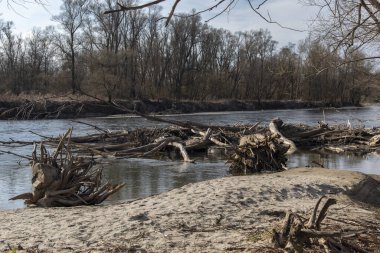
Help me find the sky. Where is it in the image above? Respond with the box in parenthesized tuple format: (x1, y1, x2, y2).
(0, 0, 319, 47)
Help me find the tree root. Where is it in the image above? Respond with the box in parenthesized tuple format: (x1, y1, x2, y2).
(228, 133, 289, 174)
(271, 196, 369, 253)
(10, 128, 125, 207)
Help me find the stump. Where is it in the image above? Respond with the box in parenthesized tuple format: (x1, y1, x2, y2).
(271, 196, 369, 253)
(10, 129, 125, 207)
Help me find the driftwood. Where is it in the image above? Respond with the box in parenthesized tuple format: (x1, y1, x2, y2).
(228, 133, 289, 175)
(193, 128, 231, 147)
(368, 134, 380, 147)
(269, 118, 297, 155)
(272, 196, 369, 253)
(297, 121, 329, 138)
(1, 92, 377, 157)
(168, 141, 194, 162)
(8, 123, 257, 163)
(272, 120, 380, 155)
(3, 116, 380, 176)
(10, 129, 125, 207)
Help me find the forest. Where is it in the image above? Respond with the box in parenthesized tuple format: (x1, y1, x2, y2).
(0, 0, 375, 106)
(2, 2, 380, 252)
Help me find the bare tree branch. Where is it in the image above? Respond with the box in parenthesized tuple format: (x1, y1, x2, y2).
(308, 0, 380, 54)
(104, 0, 303, 31)
(247, 0, 304, 32)
(165, 0, 181, 26)
(360, 0, 380, 32)
(104, 0, 166, 14)
(205, 0, 237, 23)
(257, 0, 269, 10)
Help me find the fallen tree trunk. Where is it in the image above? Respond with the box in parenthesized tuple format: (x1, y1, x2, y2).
(297, 122, 329, 138)
(269, 118, 297, 155)
(193, 128, 231, 147)
(169, 141, 195, 162)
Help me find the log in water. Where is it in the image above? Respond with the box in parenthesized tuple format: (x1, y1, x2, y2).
(1, 106, 380, 209)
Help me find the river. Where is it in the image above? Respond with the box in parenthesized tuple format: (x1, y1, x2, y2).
(1, 105, 379, 209)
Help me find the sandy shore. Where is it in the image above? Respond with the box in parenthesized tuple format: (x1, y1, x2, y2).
(1, 167, 380, 252)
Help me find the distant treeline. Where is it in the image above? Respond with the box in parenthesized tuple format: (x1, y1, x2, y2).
(0, 0, 373, 105)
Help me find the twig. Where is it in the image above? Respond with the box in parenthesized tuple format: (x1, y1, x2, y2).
(71, 120, 109, 133)
(0, 149, 32, 160)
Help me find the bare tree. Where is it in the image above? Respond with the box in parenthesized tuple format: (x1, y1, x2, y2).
(25, 28, 56, 91)
(307, 0, 380, 59)
(52, 0, 89, 94)
(0, 21, 23, 93)
(0, 0, 373, 104)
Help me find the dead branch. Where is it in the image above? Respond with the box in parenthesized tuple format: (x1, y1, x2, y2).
(194, 128, 231, 147)
(104, 0, 301, 31)
(139, 136, 180, 157)
(104, 0, 166, 14)
(272, 196, 369, 253)
(71, 120, 109, 133)
(0, 149, 32, 160)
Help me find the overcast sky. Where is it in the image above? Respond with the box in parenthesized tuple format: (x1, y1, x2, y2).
(0, 0, 319, 47)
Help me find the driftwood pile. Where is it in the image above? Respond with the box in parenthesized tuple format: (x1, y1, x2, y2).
(10, 129, 125, 207)
(23, 120, 260, 162)
(272, 196, 372, 253)
(280, 121, 380, 155)
(228, 133, 289, 174)
(3, 117, 380, 179)
(4, 117, 294, 175)
(29, 120, 292, 175)
(227, 118, 302, 174)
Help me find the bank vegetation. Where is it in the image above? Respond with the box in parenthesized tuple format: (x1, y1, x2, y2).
(0, 0, 376, 106)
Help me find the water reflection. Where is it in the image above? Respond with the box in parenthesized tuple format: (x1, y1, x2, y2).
(288, 150, 380, 175)
(0, 165, 31, 209)
(101, 158, 228, 204)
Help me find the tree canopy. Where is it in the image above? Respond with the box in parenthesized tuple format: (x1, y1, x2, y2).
(307, 0, 380, 58)
(0, 0, 377, 103)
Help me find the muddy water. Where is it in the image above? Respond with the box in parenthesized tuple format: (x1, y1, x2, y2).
(1, 105, 379, 209)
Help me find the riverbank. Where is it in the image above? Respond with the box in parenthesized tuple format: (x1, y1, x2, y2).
(0, 94, 357, 120)
(1, 168, 379, 252)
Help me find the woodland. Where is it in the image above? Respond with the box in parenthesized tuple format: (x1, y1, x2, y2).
(2, 1, 380, 252)
(0, 0, 376, 105)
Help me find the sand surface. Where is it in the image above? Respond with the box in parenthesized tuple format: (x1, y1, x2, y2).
(1, 167, 380, 252)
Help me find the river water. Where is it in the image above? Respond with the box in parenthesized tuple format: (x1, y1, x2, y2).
(1, 105, 379, 209)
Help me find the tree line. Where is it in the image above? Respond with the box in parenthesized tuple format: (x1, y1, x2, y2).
(0, 0, 373, 105)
